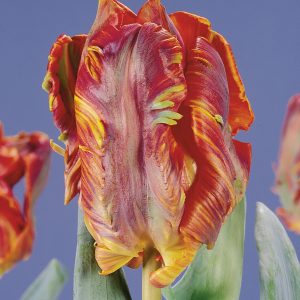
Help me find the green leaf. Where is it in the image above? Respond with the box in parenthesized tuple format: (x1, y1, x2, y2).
(74, 208, 132, 300)
(255, 202, 300, 300)
(163, 197, 246, 300)
(21, 259, 68, 300)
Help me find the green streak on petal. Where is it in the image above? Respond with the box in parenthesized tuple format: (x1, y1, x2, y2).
(151, 100, 175, 110)
(153, 84, 185, 104)
(20, 259, 68, 300)
(153, 117, 177, 126)
(214, 114, 224, 126)
(158, 111, 183, 120)
(74, 208, 132, 300)
(255, 202, 300, 300)
(42, 73, 52, 93)
(163, 197, 246, 300)
(153, 111, 183, 126)
(58, 132, 68, 142)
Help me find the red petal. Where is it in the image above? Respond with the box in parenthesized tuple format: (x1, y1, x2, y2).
(170, 12, 254, 135)
(0, 147, 23, 186)
(233, 140, 252, 179)
(209, 32, 254, 134)
(0, 190, 24, 236)
(175, 38, 248, 245)
(0, 128, 50, 276)
(43, 34, 86, 204)
(0, 191, 31, 275)
(88, 0, 136, 42)
(170, 11, 211, 48)
(137, 0, 183, 45)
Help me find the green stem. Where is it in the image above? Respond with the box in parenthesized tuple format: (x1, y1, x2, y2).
(142, 249, 162, 300)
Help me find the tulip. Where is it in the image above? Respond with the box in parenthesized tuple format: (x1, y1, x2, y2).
(0, 125, 50, 276)
(43, 0, 253, 295)
(273, 94, 300, 234)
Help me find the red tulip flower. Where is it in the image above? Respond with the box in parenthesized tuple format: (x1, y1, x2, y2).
(44, 0, 253, 288)
(274, 94, 300, 234)
(0, 125, 50, 276)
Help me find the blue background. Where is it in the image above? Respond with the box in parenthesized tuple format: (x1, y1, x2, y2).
(1, 0, 300, 299)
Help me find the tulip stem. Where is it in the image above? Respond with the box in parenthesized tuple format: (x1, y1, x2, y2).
(142, 249, 161, 300)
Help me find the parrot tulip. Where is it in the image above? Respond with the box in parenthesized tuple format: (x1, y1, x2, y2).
(44, 0, 253, 288)
(0, 125, 50, 276)
(274, 94, 300, 234)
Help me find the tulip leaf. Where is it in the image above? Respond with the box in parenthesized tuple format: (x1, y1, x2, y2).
(74, 208, 131, 300)
(255, 202, 300, 300)
(163, 197, 246, 300)
(20, 259, 68, 300)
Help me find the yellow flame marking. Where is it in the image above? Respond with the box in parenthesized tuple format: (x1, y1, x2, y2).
(50, 139, 65, 156)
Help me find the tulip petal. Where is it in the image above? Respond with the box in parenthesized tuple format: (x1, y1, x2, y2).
(43, 34, 86, 204)
(175, 38, 249, 246)
(149, 244, 197, 288)
(75, 20, 188, 279)
(170, 12, 211, 51)
(0, 192, 25, 274)
(170, 12, 254, 135)
(273, 94, 300, 233)
(209, 32, 254, 134)
(88, 0, 136, 42)
(0, 144, 24, 186)
(137, 0, 183, 47)
(0, 129, 50, 276)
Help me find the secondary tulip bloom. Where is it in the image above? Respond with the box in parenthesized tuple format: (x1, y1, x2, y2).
(274, 94, 300, 234)
(0, 125, 50, 276)
(44, 0, 253, 287)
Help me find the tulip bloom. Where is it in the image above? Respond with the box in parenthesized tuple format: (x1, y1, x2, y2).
(0, 125, 50, 276)
(274, 95, 300, 234)
(44, 0, 253, 288)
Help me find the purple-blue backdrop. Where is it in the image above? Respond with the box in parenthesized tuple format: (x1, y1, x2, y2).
(1, 0, 300, 299)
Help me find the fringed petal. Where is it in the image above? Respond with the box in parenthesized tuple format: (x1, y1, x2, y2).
(274, 95, 300, 234)
(170, 12, 254, 135)
(175, 38, 249, 246)
(0, 128, 50, 276)
(209, 32, 254, 134)
(43, 34, 86, 204)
